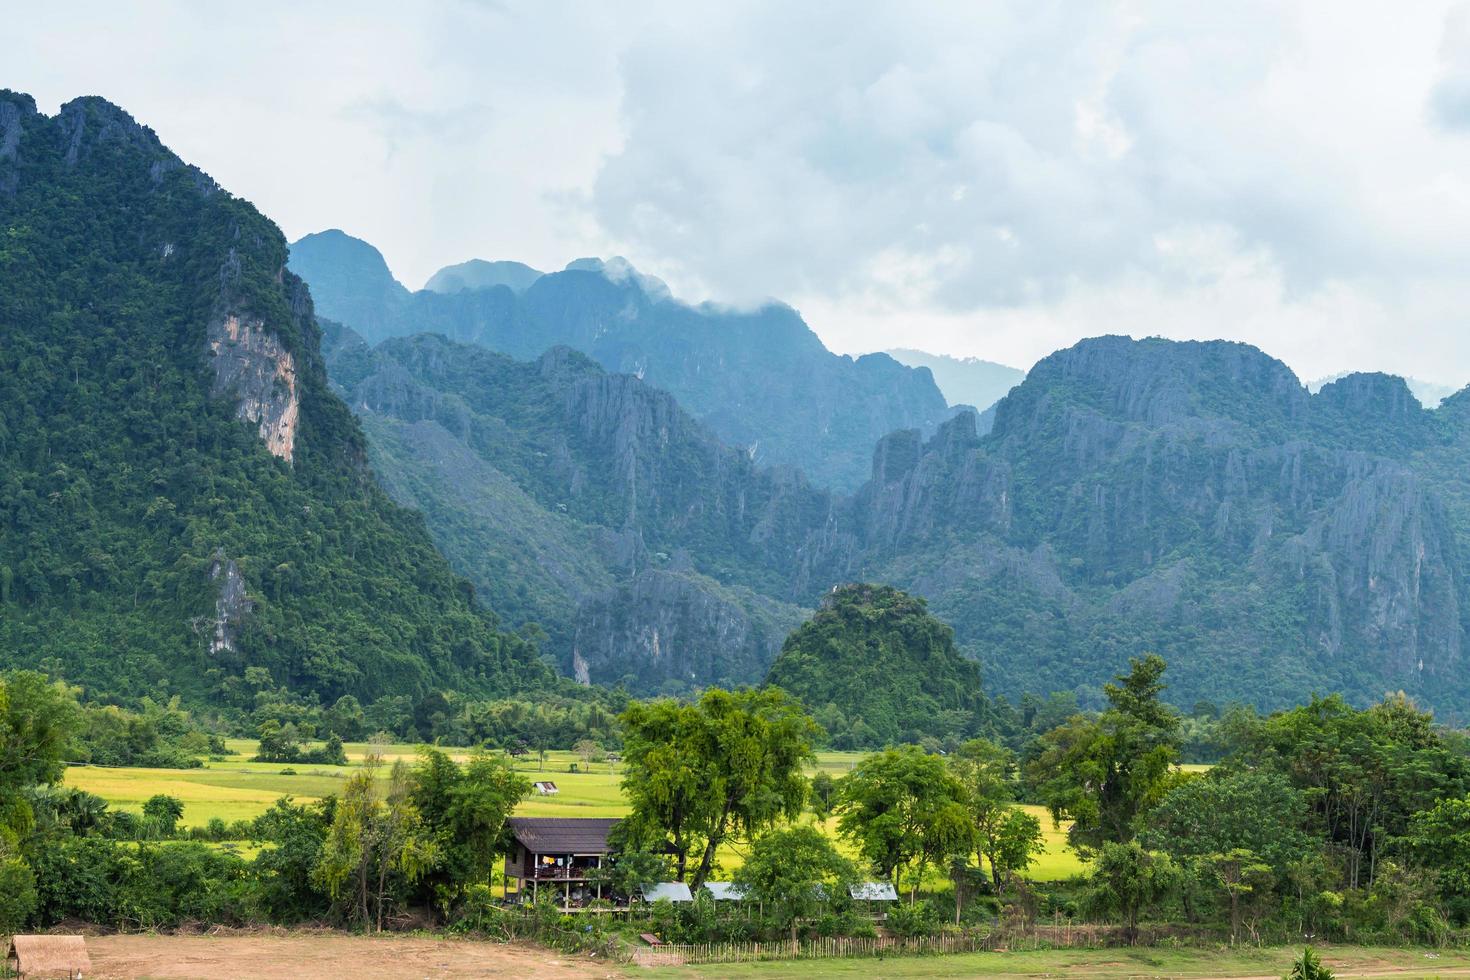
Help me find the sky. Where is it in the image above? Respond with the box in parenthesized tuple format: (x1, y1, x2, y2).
(11, 1, 1470, 385)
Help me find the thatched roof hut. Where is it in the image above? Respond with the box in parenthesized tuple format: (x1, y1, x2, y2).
(7, 935, 91, 979)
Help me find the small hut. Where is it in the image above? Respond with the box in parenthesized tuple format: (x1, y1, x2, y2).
(8, 935, 92, 979)
(532, 780, 559, 795)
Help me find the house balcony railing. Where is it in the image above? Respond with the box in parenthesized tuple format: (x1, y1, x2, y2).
(529, 865, 601, 881)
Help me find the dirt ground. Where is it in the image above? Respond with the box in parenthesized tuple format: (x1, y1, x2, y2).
(84, 932, 627, 979)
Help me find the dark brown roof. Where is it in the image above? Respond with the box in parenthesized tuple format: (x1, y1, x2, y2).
(508, 817, 619, 854)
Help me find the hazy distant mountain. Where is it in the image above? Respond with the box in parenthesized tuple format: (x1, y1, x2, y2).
(290, 233, 951, 491)
(885, 348, 1026, 410)
(1309, 371, 1460, 408)
(424, 258, 543, 294)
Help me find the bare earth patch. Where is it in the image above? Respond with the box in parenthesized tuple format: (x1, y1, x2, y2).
(85, 932, 626, 979)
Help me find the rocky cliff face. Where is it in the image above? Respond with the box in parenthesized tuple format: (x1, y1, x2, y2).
(323, 330, 831, 691)
(206, 550, 254, 656)
(572, 569, 805, 690)
(835, 337, 1470, 713)
(208, 313, 299, 462)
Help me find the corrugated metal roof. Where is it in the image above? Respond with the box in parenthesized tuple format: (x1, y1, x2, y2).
(643, 881, 694, 902)
(703, 881, 748, 901)
(849, 881, 899, 901)
(507, 817, 619, 853)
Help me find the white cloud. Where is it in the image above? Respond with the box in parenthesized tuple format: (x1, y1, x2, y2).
(10, 1, 1470, 386)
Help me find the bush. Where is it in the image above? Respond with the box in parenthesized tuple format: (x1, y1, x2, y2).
(887, 899, 939, 937)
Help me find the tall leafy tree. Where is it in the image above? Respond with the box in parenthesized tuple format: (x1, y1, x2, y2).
(1083, 841, 1180, 944)
(1232, 693, 1470, 889)
(948, 737, 1032, 889)
(1026, 655, 1180, 853)
(619, 687, 817, 889)
(836, 745, 971, 902)
(736, 825, 856, 943)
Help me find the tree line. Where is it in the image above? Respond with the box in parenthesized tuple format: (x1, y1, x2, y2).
(4, 657, 1470, 950)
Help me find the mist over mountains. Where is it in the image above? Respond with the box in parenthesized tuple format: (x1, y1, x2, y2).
(289, 230, 953, 493)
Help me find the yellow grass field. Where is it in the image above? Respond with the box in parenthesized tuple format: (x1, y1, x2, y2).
(63, 741, 1088, 882)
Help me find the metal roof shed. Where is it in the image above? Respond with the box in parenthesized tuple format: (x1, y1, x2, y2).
(642, 881, 695, 903)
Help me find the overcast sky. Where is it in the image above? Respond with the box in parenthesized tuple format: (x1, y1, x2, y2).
(13, 1, 1470, 384)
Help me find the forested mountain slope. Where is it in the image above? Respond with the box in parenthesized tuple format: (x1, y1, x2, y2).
(322, 326, 822, 691)
(320, 319, 1470, 715)
(290, 232, 952, 492)
(0, 92, 551, 708)
(847, 338, 1470, 714)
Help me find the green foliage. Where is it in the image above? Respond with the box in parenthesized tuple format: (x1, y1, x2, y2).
(1027, 655, 1181, 854)
(408, 747, 529, 911)
(252, 721, 347, 765)
(1084, 841, 1181, 942)
(1401, 795, 1470, 922)
(735, 825, 856, 940)
(78, 697, 211, 768)
(0, 93, 551, 709)
(1231, 693, 1470, 890)
(1285, 947, 1335, 980)
(766, 584, 992, 748)
(619, 687, 817, 888)
(1144, 768, 1311, 875)
(835, 744, 971, 900)
(141, 794, 185, 837)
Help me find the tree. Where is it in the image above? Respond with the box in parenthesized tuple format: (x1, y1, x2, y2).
(991, 808, 1045, 891)
(1233, 694, 1470, 890)
(1402, 794, 1470, 908)
(315, 757, 437, 929)
(1083, 841, 1180, 944)
(619, 688, 817, 889)
(836, 745, 971, 902)
(736, 825, 856, 943)
(250, 797, 330, 921)
(407, 747, 528, 914)
(949, 737, 1028, 890)
(1143, 768, 1310, 875)
(810, 771, 836, 822)
(142, 794, 185, 837)
(574, 739, 601, 769)
(1210, 848, 1274, 943)
(444, 751, 529, 888)
(0, 672, 79, 803)
(596, 850, 671, 903)
(1026, 655, 1180, 853)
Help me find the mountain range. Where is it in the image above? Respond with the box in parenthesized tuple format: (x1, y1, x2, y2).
(307, 280, 1470, 714)
(289, 230, 953, 492)
(8, 89, 1470, 722)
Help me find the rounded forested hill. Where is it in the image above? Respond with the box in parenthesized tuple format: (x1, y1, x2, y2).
(765, 583, 989, 747)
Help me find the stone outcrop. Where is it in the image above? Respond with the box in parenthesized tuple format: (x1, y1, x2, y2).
(207, 313, 299, 462)
(572, 569, 805, 690)
(207, 551, 254, 656)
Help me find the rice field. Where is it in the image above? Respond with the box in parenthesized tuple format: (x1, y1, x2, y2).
(63, 741, 1088, 881)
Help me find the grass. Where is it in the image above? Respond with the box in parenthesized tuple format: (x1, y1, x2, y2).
(64, 741, 1087, 882)
(666, 944, 1470, 978)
